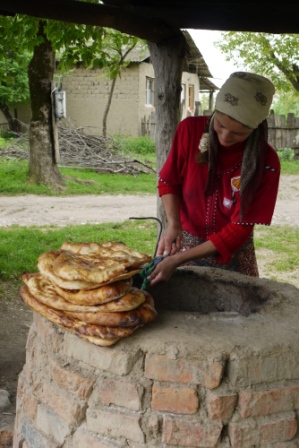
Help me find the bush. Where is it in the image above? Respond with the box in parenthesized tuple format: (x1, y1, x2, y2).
(277, 147, 294, 161)
(114, 134, 156, 156)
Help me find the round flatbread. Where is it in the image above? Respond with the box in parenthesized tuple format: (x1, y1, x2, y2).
(64, 290, 157, 327)
(53, 277, 133, 305)
(38, 250, 106, 290)
(61, 241, 152, 268)
(61, 241, 152, 270)
(77, 334, 122, 347)
(21, 273, 145, 312)
(52, 250, 127, 284)
(20, 284, 139, 341)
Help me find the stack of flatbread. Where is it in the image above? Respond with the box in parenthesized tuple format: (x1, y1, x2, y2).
(20, 241, 157, 346)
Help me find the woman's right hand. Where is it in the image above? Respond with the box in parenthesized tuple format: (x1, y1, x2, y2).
(156, 226, 184, 256)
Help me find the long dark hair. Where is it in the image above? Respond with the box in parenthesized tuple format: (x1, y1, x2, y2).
(199, 113, 269, 220)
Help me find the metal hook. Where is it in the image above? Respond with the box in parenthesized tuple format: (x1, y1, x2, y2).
(129, 216, 163, 257)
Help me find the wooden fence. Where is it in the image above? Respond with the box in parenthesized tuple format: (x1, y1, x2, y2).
(141, 110, 299, 158)
(267, 111, 299, 157)
(0, 122, 10, 136)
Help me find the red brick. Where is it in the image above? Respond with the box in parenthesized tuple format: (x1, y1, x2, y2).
(34, 381, 86, 427)
(152, 383, 199, 414)
(204, 362, 225, 389)
(162, 415, 223, 447)
(49, 358, 94, 400)
(239, 385, 299, 418)
(228, 412, 298, 448)
(206, 391, 238, 422)
(0, 429, 13, 446)
(145, 354, 223, 388)
(96, 378, 142, 411)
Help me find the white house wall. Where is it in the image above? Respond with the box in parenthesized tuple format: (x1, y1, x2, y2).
(137, 62, 155, 137)
(181, 71, 200, 119)
(62, 65, 143, 137)
(61, 63, 199, 138)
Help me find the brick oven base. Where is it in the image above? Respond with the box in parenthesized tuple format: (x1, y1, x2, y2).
(13, 266, 299, 447)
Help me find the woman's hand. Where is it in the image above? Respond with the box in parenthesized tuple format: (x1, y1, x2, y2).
(149, 240, 219, 287)
(156, 226, 184, 256)
(148, 255, 180, 286)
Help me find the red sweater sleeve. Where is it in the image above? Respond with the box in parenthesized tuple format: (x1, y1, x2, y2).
(208, 223, 254, 264)
(158, 179, 182, 197)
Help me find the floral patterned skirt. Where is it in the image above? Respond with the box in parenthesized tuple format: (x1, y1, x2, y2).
(181, 230, 259, 277)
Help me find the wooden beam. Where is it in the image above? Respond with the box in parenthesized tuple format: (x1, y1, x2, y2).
(104, 2, 299, 34)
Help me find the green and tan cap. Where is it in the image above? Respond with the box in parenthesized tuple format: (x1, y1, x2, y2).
(215, 71, 275, 129)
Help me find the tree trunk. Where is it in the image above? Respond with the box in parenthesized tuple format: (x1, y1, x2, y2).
(102, 44, 137, 138)
(27, 21, 65, 190)
(102, 76, 117, 138)
(0, 102, 17, 132)
(147, 32, 187, 230)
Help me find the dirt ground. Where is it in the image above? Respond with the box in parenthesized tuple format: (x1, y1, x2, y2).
(0, 174, 299, 433)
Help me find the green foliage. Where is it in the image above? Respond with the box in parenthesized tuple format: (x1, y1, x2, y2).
(99, 29, 143, 80)
(279, 160, 299, 174)
(277, 147, 294, 161)
(0, 159, 156, 195)
(215, 32, 299, 94)
(47, 21, 106, 72)
(199, 93, 211, 113)
(0, 51, 31, 105)
(272, 90, 299, 116)
(0, 137, 14, 148)
(114, 135, 156, 156)
(255, 225, 299, 281)
(0, 13, 146, 93)
(0, 17, 32, 112)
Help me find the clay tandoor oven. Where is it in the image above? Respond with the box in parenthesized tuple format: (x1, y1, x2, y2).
(14, 266, 299, 447)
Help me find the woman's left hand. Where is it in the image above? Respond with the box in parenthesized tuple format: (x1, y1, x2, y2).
(147, 255, 179, 286)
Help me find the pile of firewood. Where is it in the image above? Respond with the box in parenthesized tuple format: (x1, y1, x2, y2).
(1, 123, 155, 175)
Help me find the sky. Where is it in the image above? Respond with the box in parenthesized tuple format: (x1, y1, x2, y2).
(187, 29, 237, 88)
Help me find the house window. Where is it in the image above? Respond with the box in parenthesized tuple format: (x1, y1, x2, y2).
(188, 84, 194, 111)
(146, 77, 155, 106)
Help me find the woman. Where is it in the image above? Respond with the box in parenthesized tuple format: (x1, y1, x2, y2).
(149, 71, 280, 286)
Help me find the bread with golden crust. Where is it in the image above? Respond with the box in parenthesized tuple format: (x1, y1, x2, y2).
(21, 272, 145, 312)
(53, 277, 133, 305)
(20, 284, 139, 341)
(38, 249, 144, 289)
(64, 290, 157, 327)
(52, 250, 126, 283)
(38, 250, 105, 290)
(61, 241, 152, 268)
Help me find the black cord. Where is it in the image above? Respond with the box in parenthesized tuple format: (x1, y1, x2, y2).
(129, 216, 163, 257)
